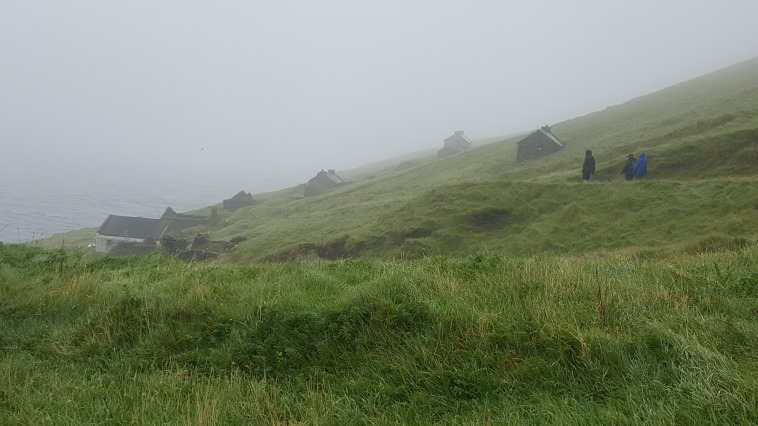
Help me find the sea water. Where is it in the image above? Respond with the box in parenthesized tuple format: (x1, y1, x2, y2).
(0, 162, 302, 244)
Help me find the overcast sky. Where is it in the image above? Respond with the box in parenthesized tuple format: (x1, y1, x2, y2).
(2, 0, 758, 178)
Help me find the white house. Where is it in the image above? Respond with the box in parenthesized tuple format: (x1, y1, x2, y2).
(95, 215, 171, 253)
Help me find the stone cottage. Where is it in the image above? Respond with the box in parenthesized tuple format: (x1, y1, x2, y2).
(438, 130, 473, 159)
(305, 169, 344, 196)
(223, 191, 258, 211)
(95, 215, 170, 253)
(516, 126, 565, 162)
(95, 207, 208, 253)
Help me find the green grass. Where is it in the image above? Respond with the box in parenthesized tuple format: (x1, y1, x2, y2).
(35, 58, 758, 263)
(32, 227, 97, 251)
(173, 56, 758, 262)
(213, 176, 758, 263)
(2, 243, 758, 424)
(13, 56, 758, 423)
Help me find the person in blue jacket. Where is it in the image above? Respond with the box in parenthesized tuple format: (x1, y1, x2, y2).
(621, 153, 636, 181)
(633, 152, 648, 179)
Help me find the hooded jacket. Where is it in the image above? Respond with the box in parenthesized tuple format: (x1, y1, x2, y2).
(633, 152, 647, 178)
(621, 155, 636, 180)
(582, 150, 595, 174)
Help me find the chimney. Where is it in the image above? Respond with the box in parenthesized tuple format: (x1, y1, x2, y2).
(328, 169, 336, 175)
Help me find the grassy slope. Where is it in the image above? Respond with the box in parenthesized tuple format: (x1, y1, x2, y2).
(34, 227, 98, 251)
(7, 57, 758, 424)
(36, 58, 758, 261)
(2, 244, 757, 424)
(201, 57, 758, 262)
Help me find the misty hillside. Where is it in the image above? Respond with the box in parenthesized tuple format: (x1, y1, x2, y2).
(42, 57, 758, 261)
(173, 56, 754, 262)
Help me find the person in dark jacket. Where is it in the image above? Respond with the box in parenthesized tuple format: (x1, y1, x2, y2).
(633, 152, 648, 179)
(621, 153, 636, 181)
(582, 150, 595, 182)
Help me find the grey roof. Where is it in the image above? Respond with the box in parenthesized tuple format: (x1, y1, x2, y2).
(162, 206, 177, 218)
(539, 128, 565, 147)
(517, 128, 565, 147)
(97, 215, 170, 240)
(444, 131, 472, 145)
(225, 190, 254, 202)
(325, 172, 344, 184)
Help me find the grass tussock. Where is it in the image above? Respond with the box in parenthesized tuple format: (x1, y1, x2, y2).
(2, 243, 758, 424)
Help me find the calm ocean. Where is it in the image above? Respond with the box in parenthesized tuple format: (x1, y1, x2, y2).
(0, 162, 303, 244)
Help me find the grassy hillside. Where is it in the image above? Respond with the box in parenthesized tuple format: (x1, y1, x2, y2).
(213, 179, 756, 263)
(7, 57, 758, 424)
(191, 56, 758, 263)
(2, 243, 757, 424)
(37, 58, 758, 261)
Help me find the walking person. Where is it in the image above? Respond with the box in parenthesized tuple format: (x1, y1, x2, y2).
(633, 152, 648, 179)
(582, 150, 595, 183)
(621, 153, 636, 181)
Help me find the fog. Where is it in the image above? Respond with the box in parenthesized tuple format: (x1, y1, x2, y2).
(2, 0, 758, 181)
